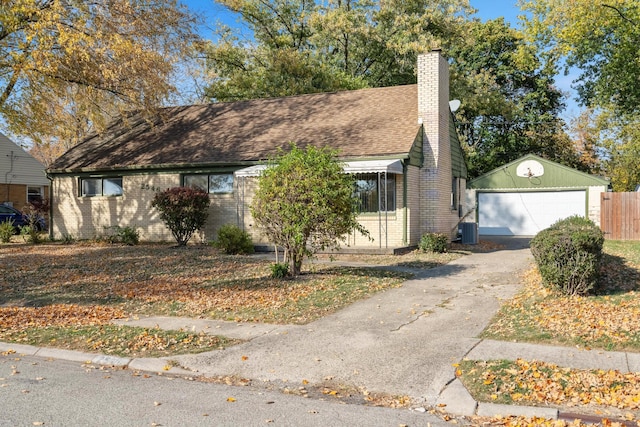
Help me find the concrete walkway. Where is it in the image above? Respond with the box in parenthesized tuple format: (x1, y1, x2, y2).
(3, 237, 638, 422)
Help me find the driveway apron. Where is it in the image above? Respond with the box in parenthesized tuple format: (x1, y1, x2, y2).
(174, 241, 532, 406)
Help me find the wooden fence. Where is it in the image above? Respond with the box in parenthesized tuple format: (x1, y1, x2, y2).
(601, 192, 640, 240)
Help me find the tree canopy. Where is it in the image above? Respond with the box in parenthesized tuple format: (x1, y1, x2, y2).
(0, 0, 198, 156)
(202, 1, 580, 179)
(521, 0, 640, 190)
(520, 0, 640, 114)
(448, 18, 584, 177)
(202, 0, 473, 100)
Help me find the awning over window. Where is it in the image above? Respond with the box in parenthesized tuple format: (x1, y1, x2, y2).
(234, 159, 404, 178)
(343, 160, 403, 174)
(234, 165, 267, 177)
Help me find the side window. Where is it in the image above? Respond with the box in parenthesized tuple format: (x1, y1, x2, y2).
(209, 174, 234, 194)
(183, 174, 234, 194)
(451, 177, 458, 211)
(184, 175, 208, 192)
(80, 177, 123, 197)
(27, 186, 44, 203)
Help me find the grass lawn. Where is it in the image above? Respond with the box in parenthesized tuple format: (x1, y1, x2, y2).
(0, 241, 467, 357)
(459, 240, 640, 425)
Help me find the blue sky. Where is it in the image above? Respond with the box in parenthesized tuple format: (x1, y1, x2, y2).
(470, 0, 524, 24)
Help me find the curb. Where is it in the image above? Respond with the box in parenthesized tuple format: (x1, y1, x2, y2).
(0, 342, 198, 377)
(437, 378, 560, 420)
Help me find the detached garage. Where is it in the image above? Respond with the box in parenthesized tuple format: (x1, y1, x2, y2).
(467, 155, 609, 236)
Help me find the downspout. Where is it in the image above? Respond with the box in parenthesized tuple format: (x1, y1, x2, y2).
(5, 151, 15, 202)
(402, 162, 408, 246)
(46, 172, 53, 241)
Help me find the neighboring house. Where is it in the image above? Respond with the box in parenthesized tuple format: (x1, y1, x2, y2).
(47, 51, 468, 252)
(0, 132, 49, 211)
(466, 154, 610, 236)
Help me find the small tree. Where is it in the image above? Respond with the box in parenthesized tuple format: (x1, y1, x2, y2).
(251, 144, 369, 276)
(151, 187, 210, 246)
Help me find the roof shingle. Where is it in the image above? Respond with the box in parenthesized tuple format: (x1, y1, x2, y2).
(49, 84, 420, 172)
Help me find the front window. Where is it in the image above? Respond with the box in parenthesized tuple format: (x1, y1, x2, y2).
(354, 174, 396, 213)
(80, 177, 123, 197)
(183, 173, 234, 194)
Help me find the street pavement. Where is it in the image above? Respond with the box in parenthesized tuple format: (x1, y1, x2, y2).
(3, 237, 639, 424)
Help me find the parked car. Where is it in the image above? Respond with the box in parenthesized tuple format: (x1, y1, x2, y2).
(0, 204, 46, 232)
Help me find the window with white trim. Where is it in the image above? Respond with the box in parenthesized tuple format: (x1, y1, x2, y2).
(80, 177, 123, 197)
(354, 174, 396, 213)
(27, 186, 44, 203)
(183, 173, 234, 194)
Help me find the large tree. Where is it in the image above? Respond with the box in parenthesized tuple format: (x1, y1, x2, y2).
(203, 2, 580, 180)
(520, 0, 640, 114)
(1, 0, 198, 150)
(520, 0, 640, 190)
(202, 0, 473, 100)
(448, 18, 580, 177)
(251, 145, 368, 276)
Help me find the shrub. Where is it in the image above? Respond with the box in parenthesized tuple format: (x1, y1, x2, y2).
(102, 225, 140, 245)
(20, 225, 43, 244)
(61, 233, 76, 244)
(530, 216, 604, 296)
(419, 232, 448, 253)
(0, 219, 14, 243)
(214, 224, 254, 254)
(251, 144, 369, 277)
(151, 187, 211, 246)
(270, 262, 289, 279)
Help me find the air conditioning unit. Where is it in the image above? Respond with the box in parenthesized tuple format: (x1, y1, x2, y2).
(461, 222, 478, 245)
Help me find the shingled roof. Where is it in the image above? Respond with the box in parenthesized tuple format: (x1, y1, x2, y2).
(48, 84, 421, 173)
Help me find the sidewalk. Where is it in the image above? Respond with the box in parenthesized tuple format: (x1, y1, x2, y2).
(3, 238, 638, 422)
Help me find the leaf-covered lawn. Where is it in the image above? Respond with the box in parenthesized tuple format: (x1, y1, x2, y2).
(482, 241, 640, 351)
(463, 241, 640, 426)
(459, 359, 640, 426)
(0, 242, 455, 355)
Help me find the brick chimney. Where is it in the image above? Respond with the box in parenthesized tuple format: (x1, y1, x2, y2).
(417, 50, 455, 236)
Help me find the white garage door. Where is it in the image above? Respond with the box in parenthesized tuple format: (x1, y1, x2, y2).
(478, 191, 586, 236)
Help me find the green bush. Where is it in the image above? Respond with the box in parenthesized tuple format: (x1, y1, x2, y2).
(20, 225, 43, 244)
(102, 225, 140, 245)
(270, 262, 289, 278)
(214, 224, 254, 254)
(419, 232, 448, 253)
(0, 219, 14, 243)
(61, 233, 76, 244)
(530, 216, 604, 296)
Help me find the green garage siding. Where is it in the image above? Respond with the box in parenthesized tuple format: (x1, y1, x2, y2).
(467, 154, 609, 236)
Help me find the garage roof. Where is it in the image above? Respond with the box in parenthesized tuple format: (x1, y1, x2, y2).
(468, 154, 609, 189)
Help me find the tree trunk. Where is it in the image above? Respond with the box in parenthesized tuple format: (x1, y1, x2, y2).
(289, 253, 303, 277)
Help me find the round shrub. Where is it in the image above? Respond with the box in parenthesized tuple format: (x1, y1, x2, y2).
(214, 224, 254, 254)
(270, 262, 289, 279)
(151, 187, 210, 246)
(530, 216, 604, 296)
(419, 232, 448, 253)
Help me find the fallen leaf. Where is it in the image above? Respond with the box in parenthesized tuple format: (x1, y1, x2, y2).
(227, 397, 236, 402)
